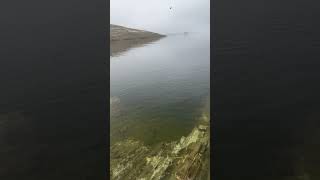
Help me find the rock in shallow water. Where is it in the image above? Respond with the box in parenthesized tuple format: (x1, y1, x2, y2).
(110, 115, 210, 180)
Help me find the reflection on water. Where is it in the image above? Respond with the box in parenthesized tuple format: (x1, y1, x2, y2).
(111, 37, 163, 57)
(110, 33, 210, 179)
(111, 34, 210, 145)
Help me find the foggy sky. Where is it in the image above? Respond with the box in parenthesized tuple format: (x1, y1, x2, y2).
(110, 0, 210, 34)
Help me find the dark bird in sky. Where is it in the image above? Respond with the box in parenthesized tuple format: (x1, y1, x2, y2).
(169, 6, 172, 10)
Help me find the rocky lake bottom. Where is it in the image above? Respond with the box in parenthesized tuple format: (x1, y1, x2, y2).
(110, 96, 210, 180)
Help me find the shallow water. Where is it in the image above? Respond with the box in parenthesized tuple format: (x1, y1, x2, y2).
(110, 33, 210, 146)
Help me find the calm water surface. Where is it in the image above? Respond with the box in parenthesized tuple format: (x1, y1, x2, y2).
(110, 33, 210, 145)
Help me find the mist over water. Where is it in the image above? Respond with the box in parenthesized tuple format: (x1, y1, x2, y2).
(111, 0, 210, 34)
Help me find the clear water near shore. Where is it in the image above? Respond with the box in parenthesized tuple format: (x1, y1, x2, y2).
(110, 33, 210, 147)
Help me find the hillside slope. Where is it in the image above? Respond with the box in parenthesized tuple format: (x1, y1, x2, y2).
(110, 24, 165, 41)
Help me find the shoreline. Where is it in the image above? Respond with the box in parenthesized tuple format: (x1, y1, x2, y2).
(110, 24, 165, 56)
(110, 97, 210, 180)
(110, 112, 210, 180)
(110, 24, 165, 42)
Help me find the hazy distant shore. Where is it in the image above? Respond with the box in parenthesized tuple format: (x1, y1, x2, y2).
(110, 24, 165, 42)
(110, 24, 165, 56)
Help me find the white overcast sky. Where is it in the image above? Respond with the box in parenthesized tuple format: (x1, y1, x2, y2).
(110, 0, 210, 34)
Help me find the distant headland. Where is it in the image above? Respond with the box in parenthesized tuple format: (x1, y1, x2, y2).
(110, 24, 165, 56)
(110, 24, 165, 41)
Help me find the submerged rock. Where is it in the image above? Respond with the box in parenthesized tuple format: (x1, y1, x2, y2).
(110, 118, 210, 180)
(198, 125, 208, 131)
(110, 139, 150, 180)
(110, 96, 121, 117)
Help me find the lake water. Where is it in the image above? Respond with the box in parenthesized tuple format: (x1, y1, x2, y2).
(110, 33, 210, 146)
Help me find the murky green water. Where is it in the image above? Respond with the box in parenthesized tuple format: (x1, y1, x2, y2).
(110, 33, 210, 146)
